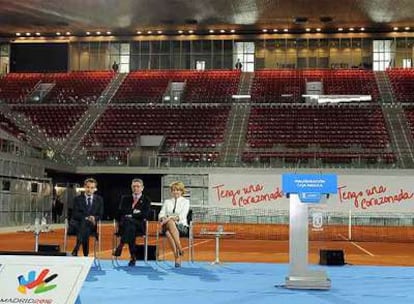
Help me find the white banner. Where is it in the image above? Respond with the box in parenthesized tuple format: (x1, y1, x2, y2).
(209, 173, 414, 213)
(0, 255, 93, 304)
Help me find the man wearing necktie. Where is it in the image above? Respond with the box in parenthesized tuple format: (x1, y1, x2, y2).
(70, 178, 104, 256)
(114, 178, 151, 266)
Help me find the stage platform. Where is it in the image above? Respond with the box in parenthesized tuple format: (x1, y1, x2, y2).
(78, 260, 414, 304)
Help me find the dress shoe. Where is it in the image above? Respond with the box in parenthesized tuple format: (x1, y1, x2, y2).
(174, 262, 181, 268)
(71, 250, 78, 256)
(113, 244, 123, 257)
(128, 259, 136, 267)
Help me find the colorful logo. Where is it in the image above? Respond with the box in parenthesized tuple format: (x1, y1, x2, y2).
(17, 269, 58, 294)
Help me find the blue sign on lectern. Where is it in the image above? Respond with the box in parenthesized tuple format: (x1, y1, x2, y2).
(282, 173, 337, 203)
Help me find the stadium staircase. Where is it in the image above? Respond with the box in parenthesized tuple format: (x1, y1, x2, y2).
(375, 71, 394, 104)
(0, 101, 61, 151)
(219, 72, 254, 166)
(60, 73, 128, 156)
(382, 104, 414, 168)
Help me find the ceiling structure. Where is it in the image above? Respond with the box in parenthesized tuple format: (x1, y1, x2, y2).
(1, 0, 413, 37)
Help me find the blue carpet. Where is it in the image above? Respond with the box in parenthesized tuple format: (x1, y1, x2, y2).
(77, 260, 414, 304)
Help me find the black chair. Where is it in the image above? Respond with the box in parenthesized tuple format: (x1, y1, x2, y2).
(112, 219, 152, 264)
(63, 218, 101, 263)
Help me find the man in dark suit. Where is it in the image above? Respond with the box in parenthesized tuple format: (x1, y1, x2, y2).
(71, 177, 104, 257)
(114, 178, 151, 266)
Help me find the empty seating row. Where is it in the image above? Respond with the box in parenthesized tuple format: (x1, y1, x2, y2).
(0, 71, 114, 104)
(246, 104, 391, 150)
(113, 70, 240, 103)
(242, 151, 396, 164)
(11, 105, 88, 138)
(386, 68, 414, 102)
(251, 69, 379, 103)
(82, 104, 231, 160)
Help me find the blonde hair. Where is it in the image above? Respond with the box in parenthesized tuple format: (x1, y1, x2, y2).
(169, 181, 186, 193)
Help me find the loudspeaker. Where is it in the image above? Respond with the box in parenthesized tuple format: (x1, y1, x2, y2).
(38, 244, 60, 253)
(319, 249, 345, 266)
(135, 245, 156, 261)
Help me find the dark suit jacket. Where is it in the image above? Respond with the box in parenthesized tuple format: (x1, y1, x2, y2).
(69, 193, 104, 235)
(117, 194, 151, 235)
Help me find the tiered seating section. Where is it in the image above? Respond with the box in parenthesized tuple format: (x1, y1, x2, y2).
(0, 73, 42, 103)
(0, 69, 411, 167)
(251, 69, 379, 103)
(0, 71, 114, 104)
(11, 105, 88, 138)
(243, 104, 395, 164)
(386, 68, 414, 103)
(113, 70, 240, 103)
(404, 106, 414, 137)
(42, 71, 114, 104)
(82, 104, 230, 163)
(0, 112, 26, 140)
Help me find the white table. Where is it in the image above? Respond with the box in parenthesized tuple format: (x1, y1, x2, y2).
(200, 230, 235, 264)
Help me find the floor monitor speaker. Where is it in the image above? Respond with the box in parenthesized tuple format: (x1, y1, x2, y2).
(319, 249, 345, 265)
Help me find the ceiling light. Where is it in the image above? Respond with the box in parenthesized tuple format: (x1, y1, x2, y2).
(188, 30, 194, 34)
(209, 29, 214, 33)
(404, 27, 410, 31)
(273, 29, 278, 32)
(136, 31, 142, 34)
(262, 29, 268, 32)
(316, 28, 321, 32)
(65, 32, 71, 35)
(147, 31, 152, 34)
(56, 32, 61, 36)
(283, 28, 288, 32)
(306, 28, 311, 32)
(35, 32, 41, 36)
(25, 32, 31, 36)
(16, 33, 21, 36)
(230, 29, 235, 33)
(338, 27, 343, 31)
(220, 29, 225, 33)
(106, 31, 112, 35)
(157, 30, 162, 34)
(96, 31, 101, 35)
(393, 27, 399, 31)
(360, 27, 365, 31)
(349, 27, 354, 31)
(86, 31, 91, 35)
(178, 30, 183, 34)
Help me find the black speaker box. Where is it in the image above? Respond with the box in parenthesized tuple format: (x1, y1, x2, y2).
(135, 245, 157, 261)
(319, 249, 345, 266)
(38, 244, 60, 253)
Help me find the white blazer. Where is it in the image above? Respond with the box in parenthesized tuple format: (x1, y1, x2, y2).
(158, 196, 190, 227)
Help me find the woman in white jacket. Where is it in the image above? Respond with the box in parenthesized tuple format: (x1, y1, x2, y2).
(159, 181, 190, 267)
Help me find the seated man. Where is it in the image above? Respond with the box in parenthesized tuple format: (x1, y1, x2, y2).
(71, 178, 104, 257)
(114, 178, 151, 266)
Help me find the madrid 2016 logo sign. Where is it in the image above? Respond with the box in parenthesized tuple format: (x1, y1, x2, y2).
(17, 269, 58, 294)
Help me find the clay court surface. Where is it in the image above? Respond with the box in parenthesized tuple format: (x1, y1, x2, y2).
(0, 222, 413, 267)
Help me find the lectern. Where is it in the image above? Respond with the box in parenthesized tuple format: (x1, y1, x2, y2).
(282, 173, 337, 290)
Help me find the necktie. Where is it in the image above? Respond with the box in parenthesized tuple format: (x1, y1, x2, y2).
(132, 196, 138, 209)
(87, 197, 92, 211)
(173, 198, 177, 214)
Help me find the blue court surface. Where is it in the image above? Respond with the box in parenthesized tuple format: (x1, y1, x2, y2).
(78, 260, 414, 304)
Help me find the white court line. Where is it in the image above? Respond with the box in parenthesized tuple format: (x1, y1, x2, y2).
(338, 234, 375, 256)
